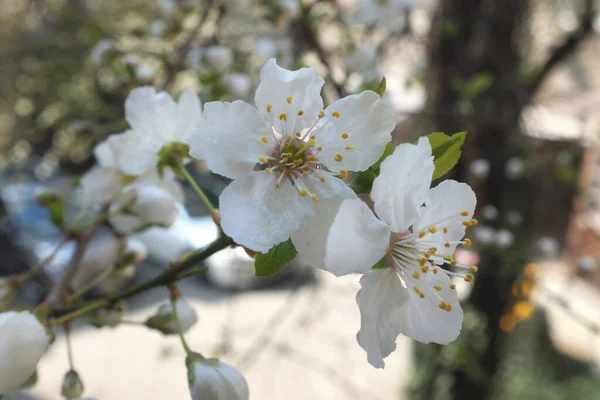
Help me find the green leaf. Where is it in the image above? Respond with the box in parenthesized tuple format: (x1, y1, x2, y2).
(375, 76, 386, 97)
(352, 141, 394, 195)
(254, 239, 297, 276)
(428, 131, 467, 180)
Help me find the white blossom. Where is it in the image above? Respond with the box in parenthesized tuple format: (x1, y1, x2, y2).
(221, 73, 252, 98)
(147, 299, 198, 334)
(187, 58, 395, 253)
(187, 358, 249, 400)
(204, 46, 234, 71)
(322, 138, 477, 368)
(0, 311, 49, 395)
(349, 0, 415, 32)
(468, 158, 490, 179)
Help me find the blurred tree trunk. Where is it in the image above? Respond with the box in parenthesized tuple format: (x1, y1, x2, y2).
(410, 1, 594, 399)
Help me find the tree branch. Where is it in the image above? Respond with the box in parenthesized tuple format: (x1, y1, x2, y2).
(528, 0, 595, 96)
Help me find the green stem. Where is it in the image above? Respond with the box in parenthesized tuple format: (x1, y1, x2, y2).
(65, 323, 75, 369)
(178, 164, 217, 216)
(49, 236, 234, 322)
(171, 297, 193, 354)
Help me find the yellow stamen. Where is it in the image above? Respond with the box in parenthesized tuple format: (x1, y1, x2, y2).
(261, 136, 269, 144)
(444, 242, 450, 248)
(286, 96, 293, 104)
(318, 110, 325, 118)
(451, 260, 457, 266)
(312, 193, 319, 202)
(279, 113, 287, 121)
(418, 231, 426, 238)
(464, 274, 474, 282)
(469, 218, 478, 225)
(421, 266, 429, 273)
(317, 146, 323, 151)
(266, 104, 272, 112)
(460, 211, 469, 216)
(433, 268, 438, 274)
(412, 271, 421, 279)
(259, 155, 267, 163)
(339, 169, 348, 179)
(450, 284, 456, 289)
(341, 132, 349, 139)
(443, 227, 448, 234)
(299, 189, 308, 197)
(320, 177, 326, 183)
(334, 153, 344, 162)
(428, 226, 437, 233)
(469, 265, 478, 272)
(345, 145, 355, 151)
(429, 247, 437, 254)
(332, 111, 340, 118)
(434, 285, 442, 291)
(297, 110, 304, 116)
(265, 168, 273, 175)
(464, 238, 472, 247)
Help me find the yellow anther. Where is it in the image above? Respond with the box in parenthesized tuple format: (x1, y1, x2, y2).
(420, 293, 425, 298)
(282, 157, 288, 163)
(286, 96, 293, 104)
(439, 301, 449, 310)
(412, 271, 421, 279)
(267, 104, 272, 112)
(450, 284, 456, 289)
(434, 285, 442, 291)
(464, 238, 472, 247)
(312, 193, 319, 202)
(265, 167, 273, 174)
(429, 247, 437, 254)
(299, 189, 308, 197)
(341, 132, 349, 139)
(339, 169, 348, 179)
(419, 231, 426, 238)
(332, 111, 340, 118)
(424, 253, 431, 259)
(276, 183, 281, 188)
(413, 286, 421, 295)
(345, 145, 355, 151)
(444, 242, 451, 248)
(433, 268, 439, 274)
(334, 153, 344, 162)
(308, 139, 316, 147)
(317, 146, 323, 151)
(469, 265, 478, 272)
(294, 159, 303, 166)
(451, 260, 457, 266)
(297, 110, 304, 116)
(421, 266, 429, 273)
(296, 132, 301, 137)
(460, 211, 469, 216)
(279, 113, 287, 121)
(469, 219, 478, 225)
(259, 155, 267, 163)
(428, 226, 438, 233)
(309, 155, 317, 161)
(261, 136, 269, 144)
(302, 171, 308, 177)
(318, 110, 325, 118)
(418, 258, 427, 266)
(429, 260, 436, 265)
(464, 274, 474, 282)
(446, 303, 453, 311)
(463, 221, 471, 227)
(319, 177, 326, 183)
(443, 227, 448, 234)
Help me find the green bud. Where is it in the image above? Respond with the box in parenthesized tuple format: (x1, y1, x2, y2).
(157, 142, 190, 178)
(61, 369, 84, 399)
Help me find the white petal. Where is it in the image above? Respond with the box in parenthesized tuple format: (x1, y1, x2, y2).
(157, 299, 198, 333)
(255, 58, 325, 136)
(134, 185, 180, 227)
(124, 86, 178, 142)
(371, 137, 434, 232)
(393, 268, 463, 345)
(173, 89, 203, 143)
(294, 196, 390, 276)
(317, 91, 395, 172)
(96, 130, 157, 176)
(220, 172, 313, 253)
(0, 311, 49, 394)
(356, 268, 410, 368)
(80, 166, 121, 205)
(413, 180, 477, 256)
(189, 360, 249, 400)
(186, 101, 272, 179)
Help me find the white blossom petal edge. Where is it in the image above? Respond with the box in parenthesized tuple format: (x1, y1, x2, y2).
(187, 58, 396, 253)
(325, 137, 477, 368)
(0, 311, 49, 394)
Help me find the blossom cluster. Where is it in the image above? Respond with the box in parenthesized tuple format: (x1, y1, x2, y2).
(0, 58, 477, 398)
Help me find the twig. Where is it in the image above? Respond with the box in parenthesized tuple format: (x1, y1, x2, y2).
(50, 235, 234, 321)
(527, 0, 595, 96)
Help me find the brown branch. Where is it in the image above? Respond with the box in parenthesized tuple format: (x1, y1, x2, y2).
(528, 0, 595, 96)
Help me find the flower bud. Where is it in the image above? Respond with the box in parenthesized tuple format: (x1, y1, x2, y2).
(186, 354, 249, 400)
(145, 299, 198, 335)
(86, 303, 125, 328)
(61, 369, 85, 399)
(204, 46, 233, 71)
(0, 311, 49, 394)
(221, 73, 252, 98)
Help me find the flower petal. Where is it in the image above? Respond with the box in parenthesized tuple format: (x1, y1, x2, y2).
(317, 91, 395, 172)
(255, 58, 325, 136)
(413, 180, 477, 256)
(124, 86, 178, 141)
(294, 196, 390, 276)
(393, 268, 463, 345)
(371, 137, 434, 232)
(186, 101, 272, 180)
(173, 89, 203, 142)
(80, 166, 121, 205)
(356, 268, 410, 368)
(94, 130, 157, 176)
(220, 172, 313, 253)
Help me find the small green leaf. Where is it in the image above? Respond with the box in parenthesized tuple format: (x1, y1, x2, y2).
(427, 131, 467, 180)
(375, 76, 386, 97)
(254, 239, 297, 276)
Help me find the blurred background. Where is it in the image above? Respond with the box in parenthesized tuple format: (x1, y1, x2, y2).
(1, 0, 600, 399)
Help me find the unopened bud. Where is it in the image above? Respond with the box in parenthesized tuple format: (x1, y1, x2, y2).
(86, 303, 125, 328)
(145, 299, 198, 335)
(61, 369, 85, 399)
(186, 354, 249, 400)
